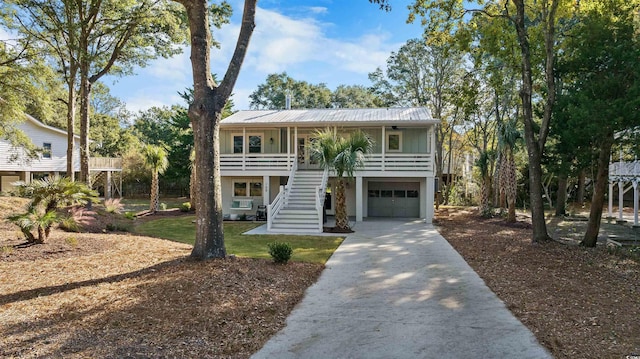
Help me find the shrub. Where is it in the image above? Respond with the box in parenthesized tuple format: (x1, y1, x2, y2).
(180, 202, 192, 212)
(268, 242, 293, 264)
(104, 198, 124, 214)
(124, 211, 136, 220)
(160, 202, 167, 210)
(65, 237, 78, 247)
(239, 213, 247, 221)
(59, 215, 81, 232)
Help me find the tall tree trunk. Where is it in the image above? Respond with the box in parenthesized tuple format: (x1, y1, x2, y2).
(334, 179, 349, 230)
(183, 0, 256, 259)
(505, 153, 517, 223)
(581, 135, 614, 247)
(512, 0, 552, 242)
(555, 174, 568, 217)
(66, 84, 76, 181)
(576, 168, 586, 205)
(79, 66, 91, 186)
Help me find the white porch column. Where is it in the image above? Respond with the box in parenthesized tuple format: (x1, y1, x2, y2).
(634, 180, 639, 226)
(294, 127, 298, 160)
(355, 176, 363, 222)
(608, 181, 614, 218)
(381, 125, 386, 171)
(287, 127, 291, 169)
(242, 127, 246, 170)
(263, 175, 270, 205)
(618, 181, 624, 221)
(426, 176, 435, 224)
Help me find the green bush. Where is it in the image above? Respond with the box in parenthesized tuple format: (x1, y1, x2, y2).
(268, 241, 293, 264)
(180, 202, 192, 212)
(124, 211, 136, 220)
(59, 216, 80, 232)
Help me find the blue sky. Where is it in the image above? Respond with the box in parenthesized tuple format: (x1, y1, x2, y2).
(107, 1, 423, 112)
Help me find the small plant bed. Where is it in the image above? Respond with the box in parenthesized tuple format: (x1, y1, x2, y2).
(436, 207, 640, 359)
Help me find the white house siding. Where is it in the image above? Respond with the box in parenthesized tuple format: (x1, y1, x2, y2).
(0, 116, 81, 192)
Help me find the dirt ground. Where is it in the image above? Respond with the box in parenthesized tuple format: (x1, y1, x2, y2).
(2, 195, 640, 358)
(0, 197, 323, 358)
(435, 207, 640, 359)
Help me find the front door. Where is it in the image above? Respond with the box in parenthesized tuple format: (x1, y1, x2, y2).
(296, 135, 319, 169)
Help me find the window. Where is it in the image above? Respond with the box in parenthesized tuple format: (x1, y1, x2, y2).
(233, 180, 263, 197)
(248, 135, 262, 153)
(381, 190, 393, 198)
(387, 132, 402, 152)
(394, 190, 406, 198)
(234, 182, 247, 196)
(368, 190, 380, 198)
(407, 190, 419, 198)
(42, 143, 52, 159)
(233, 135, 243, 154)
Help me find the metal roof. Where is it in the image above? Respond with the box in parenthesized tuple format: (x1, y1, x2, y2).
(221, 107, 437, 127)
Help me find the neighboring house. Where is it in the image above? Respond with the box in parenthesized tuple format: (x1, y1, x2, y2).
(608, 155, 640, 226)
(219, 107, 438, 233)
(0, 114, 122, 197)
(0, 114, 80, 193)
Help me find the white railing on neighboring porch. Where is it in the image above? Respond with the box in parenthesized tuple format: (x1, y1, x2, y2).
(610, 160, 640, 179)
(363, 153, 433, 172)
(220, 153, 293, 171)
(267, 159, 297, 231)
(315, 167, 329, 232)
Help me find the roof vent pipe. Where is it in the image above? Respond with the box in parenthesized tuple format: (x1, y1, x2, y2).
(285, 92, 291, 110)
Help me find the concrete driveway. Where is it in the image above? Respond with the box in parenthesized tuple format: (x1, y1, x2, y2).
(252, 220, 551, 359)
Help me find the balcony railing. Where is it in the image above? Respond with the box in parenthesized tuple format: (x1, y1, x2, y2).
(610, 161, 640, 179)
(220, 154, 293, 171)
(89, 157, 122, 170)
(363, 153, 433, 172)
(220, 153, 433, 172)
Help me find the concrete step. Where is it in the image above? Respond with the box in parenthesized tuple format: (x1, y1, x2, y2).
(273, 217, 319, 225)
(279, 209, 317, 215)
(270, 223, 320, 231)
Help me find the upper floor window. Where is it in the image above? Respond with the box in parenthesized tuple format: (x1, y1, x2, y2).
(42, 143, 52, 159)
(233, 135, 243, 154)
(248, 135, 262, 153)
(387, 132, 402, 152)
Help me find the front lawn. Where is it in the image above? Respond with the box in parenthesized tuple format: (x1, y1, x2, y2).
(134, 216, 344, 264)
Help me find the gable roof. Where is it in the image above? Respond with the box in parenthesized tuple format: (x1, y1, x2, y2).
(221, 107, 437, 127)
(22, 113, 81, 139)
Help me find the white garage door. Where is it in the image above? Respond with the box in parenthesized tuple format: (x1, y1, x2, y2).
(368, 182, 420, 218)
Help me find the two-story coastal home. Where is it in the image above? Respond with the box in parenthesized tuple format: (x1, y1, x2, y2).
(219, 107, 438, 233)
(0, 114, 122, 197)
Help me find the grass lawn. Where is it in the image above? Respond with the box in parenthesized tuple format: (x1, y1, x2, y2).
(134, 216, 344, 264)
(120, 197, 189, 213)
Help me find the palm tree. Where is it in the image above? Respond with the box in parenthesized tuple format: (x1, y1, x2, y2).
(311, 128, 373, 231)
(143, 144, 169, 212)
(8, 176, 96, 243)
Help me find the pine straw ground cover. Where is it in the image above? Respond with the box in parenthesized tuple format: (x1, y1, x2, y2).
(0, 198, 323, 358)
(435, 207, 640, 359)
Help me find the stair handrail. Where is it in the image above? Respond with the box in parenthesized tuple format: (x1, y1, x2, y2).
(267, 185, 286, 231)
(315, 167, 329, 232)
(284, 158, 298, 204)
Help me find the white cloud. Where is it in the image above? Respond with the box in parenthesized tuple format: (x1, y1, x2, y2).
(142, 48, 191, 82)
(308, 6, 328, 15)
(119, 2, 408, 112)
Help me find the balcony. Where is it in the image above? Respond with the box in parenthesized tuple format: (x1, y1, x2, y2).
(90, 157, 123, 171)
(220, 153, 433, 173)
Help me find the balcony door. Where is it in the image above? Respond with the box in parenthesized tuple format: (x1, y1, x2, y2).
(296, 135, 320, 170)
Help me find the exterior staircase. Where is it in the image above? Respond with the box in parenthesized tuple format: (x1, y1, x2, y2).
(269, 169, 325, 233)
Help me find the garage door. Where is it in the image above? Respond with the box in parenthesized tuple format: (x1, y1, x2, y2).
(368, 182, 420, 218)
